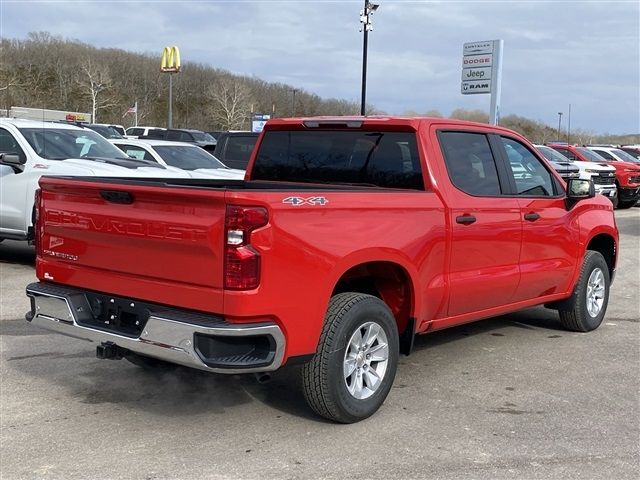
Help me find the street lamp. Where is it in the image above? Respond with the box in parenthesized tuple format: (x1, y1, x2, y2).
(359, 0, 379, 116)
(557, 112, 563, 140)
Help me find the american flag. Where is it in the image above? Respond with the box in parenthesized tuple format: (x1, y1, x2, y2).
(122, 104, 137, 117)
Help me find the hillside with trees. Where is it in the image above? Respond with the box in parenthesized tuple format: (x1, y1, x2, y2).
(1, 32, 637, 145)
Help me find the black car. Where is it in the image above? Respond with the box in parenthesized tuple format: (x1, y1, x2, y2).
(141, 129, 217, 152)
(213, 131, 259, 170)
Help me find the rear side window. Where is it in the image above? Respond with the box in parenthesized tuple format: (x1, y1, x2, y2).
(439, 131, 501, 196)
(115, 144, 156, 162)
(252, 131, 424, 190)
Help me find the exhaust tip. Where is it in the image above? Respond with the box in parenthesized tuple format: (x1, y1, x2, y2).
(254, 372, 272, 384)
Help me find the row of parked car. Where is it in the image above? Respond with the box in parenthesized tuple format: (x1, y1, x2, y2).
(0, 116, 638, 246)
(86, 123, 260, 171)
(535, 143, 640, 209)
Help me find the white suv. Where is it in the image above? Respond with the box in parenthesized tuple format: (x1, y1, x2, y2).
(0, 119, 191, 243)
(111, 139, 245, 179)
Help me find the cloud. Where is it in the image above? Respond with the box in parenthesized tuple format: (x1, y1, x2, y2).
(1, 0, 638, 133)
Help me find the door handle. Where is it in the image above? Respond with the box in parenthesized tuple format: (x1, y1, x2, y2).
(524, 212, 540, 222)
(456, 214, 477, 225)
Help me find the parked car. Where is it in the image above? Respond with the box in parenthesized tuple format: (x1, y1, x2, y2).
(26, 116, 618, 423)
(141, 128, 217, 152)
(586, 146, 640, 164)
(81, 123, 124, 139)
(125, 126, 166, 139)
(0, 118, 192, 243)
(535, 145, 617, 199)
(619, 145, 640, 160)
(212, 131, 259, 170)
(111, 138, 245, 179)
(93, 123, 126, 136)
(547, 143, 633, 207)
(531, 145, 579, 181)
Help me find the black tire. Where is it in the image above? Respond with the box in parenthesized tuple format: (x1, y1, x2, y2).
(301, 293, 399, 423)
(617, 199, 638, 209)
(558, 251, 610, 332)
(124, 352, 178, 371)
(610, 194, 619, 209)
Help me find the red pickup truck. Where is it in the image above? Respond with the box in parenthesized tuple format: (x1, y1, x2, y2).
(26, 117, 618, 423)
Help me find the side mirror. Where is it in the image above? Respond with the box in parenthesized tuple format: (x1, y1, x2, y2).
(566, 178, 595, 208)
(0, 152, 26, 173)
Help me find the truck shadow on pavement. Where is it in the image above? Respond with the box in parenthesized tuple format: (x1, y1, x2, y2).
(0, 240, 35, 266)
(5, 306, 572, 423)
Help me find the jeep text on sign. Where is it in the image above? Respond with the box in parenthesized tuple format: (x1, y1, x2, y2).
(461, 67, 492, 82)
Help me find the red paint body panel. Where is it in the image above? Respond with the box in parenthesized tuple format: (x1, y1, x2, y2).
(35, 117, 619, 365)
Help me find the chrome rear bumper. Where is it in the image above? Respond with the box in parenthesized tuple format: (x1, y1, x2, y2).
(25, 282, 285, 374)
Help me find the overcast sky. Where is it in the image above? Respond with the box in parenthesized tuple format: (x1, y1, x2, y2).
(2, 0, 638, 134)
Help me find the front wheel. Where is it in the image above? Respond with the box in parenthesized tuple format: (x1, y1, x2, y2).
(559, 251, 610, 332)
(301, 293, 399, 423)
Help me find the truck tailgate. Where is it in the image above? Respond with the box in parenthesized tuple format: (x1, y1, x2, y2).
(37, 177, 227, 313)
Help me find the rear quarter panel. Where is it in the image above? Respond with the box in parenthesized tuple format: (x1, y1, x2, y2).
(224, 189, 447, 358)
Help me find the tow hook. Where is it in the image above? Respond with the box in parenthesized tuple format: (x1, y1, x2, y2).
(96, 342, 126, 360)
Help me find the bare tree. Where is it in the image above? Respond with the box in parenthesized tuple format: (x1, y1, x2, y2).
(207, 77, 253, 130)
(77, 58, 117, 122)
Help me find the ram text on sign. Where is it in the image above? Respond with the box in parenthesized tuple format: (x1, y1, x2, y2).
(461, 66, 492, 82)
(461, 80, 491, 94)
(462, 54, 493, 68)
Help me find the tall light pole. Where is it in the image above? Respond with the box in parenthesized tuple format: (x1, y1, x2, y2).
(291, 88, 298, 116)
(557, 112, 563, 140)
(359, 1, 379, 116)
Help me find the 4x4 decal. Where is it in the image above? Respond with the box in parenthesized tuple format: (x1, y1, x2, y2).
(282, 196, 329, 206)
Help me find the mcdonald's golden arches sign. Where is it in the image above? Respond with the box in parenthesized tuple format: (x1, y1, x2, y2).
(160, 46, 181, 73)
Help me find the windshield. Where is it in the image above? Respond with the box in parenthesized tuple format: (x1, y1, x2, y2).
(576, 147, 607, 162)
(611, 149, 640, 164)
(19, 127, 130, 160)
(154, 145, 226, 170)
(191, 132, 215, 142)
(537, 146, 573, 163)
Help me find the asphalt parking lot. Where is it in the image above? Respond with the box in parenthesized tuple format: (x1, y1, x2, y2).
(1, 208, 638, 480)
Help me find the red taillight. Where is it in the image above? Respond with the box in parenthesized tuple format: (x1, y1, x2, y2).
(33, 188, 43, 257)
(224, 205, 268, 290)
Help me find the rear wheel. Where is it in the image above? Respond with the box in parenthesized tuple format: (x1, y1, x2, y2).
(301, 293, 399, 423)
(558, 251, 610, 332)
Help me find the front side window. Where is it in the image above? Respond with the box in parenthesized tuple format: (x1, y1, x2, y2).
(591, 149, 615, 160)
(502, 137, 555, 196)
(154, 145, 226, 170)
(0, 129, 24, 156)
(439, 131, 501, 196)
(253, 131, 424, 190)
(576, 147, 607, 162)
(18, 128, 127, 160)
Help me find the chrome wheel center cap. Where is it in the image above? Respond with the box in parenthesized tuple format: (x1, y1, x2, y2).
(356, 352, 365, 368)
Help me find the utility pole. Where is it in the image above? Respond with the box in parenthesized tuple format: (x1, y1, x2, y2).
(557, 112, 563, 140)
(359, 0, 379, 116)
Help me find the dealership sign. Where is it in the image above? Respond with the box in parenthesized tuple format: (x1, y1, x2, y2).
(461, 39, 504, 125)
